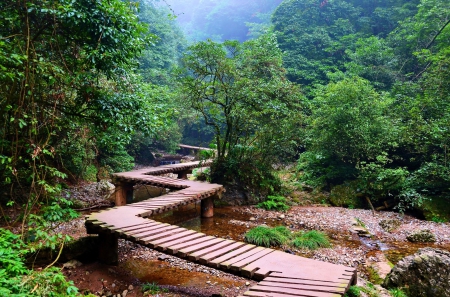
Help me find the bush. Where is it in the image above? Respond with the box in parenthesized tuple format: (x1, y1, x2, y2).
(257, 195, 290, 211)
(291, 230, 331, 250)
(0, 228, 78, 296)
(344, 286, 361, 297)
(244, 226, 290, 247)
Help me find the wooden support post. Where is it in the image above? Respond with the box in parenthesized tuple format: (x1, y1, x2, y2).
(98, 233, 118, 265)
(114, 181, 133, 206)
(177, 170, 190, 179)
(201, 195, 215, 218)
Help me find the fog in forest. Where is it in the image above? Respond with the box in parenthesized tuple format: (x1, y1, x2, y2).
(159, 0, 283, 42)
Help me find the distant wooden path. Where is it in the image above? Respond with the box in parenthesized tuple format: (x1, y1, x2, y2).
(86, 161, 356, 297)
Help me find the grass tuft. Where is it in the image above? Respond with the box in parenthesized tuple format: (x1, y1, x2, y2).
(291, 230, 331, 250)
(244, 226, 290, 247)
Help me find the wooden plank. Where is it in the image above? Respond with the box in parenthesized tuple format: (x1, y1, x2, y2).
(187, 239, 236, 262)
(209, 244, 257, 267)
(164, 235, 215, 255)
(246, 285, 341, 297)
(157, 233, 208, 254)
(123, 222, 168, 235)
(228, 249, 274, 272)
(175, 237, 224, 258)
(114, 221, 160, 233)
(198, 241, 247, 265)
(219, 247, 269, 270)
(263, 276, 347, 287)
(257, 280, 346, 294)
(135, 225, 181, 242)
(147, 229, 198, 249)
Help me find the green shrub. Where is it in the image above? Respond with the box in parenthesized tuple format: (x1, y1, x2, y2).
(344, 286, 361, 297)
(83, 164, 98, 182)
(245, 226, 290, 247)
(257, 195, 290, 211)
(389, 288, 408, 297)
(291, 230, 331, 250)
(0, 228, 78, 296)
(142, 282, 168, 294)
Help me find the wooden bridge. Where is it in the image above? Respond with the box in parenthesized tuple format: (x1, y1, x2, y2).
(85, 161, 356, 297)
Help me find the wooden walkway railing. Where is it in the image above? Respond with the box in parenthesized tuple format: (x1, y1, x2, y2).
(85, 161, 356, 297)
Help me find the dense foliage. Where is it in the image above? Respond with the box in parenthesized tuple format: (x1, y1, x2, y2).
(0, 0, 181, 210)
(271, 0, 450, 217)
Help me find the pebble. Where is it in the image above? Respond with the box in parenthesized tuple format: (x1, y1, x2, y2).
(128, 285, 134, 291)
(245, 282, 250, 286)
(122, 290, 128, 297)
(158, 254, 168, 261)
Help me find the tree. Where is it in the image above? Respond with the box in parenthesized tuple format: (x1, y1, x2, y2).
(0, 0, 174, 219)
(138, 0, 187, 85)
(179, 33, 303, 196)
(300, 77, 397, 187)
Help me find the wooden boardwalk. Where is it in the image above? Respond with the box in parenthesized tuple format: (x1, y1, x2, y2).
(86, 161, 356, 297)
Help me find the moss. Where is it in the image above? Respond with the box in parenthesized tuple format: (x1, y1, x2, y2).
(366, 265, 383, 285)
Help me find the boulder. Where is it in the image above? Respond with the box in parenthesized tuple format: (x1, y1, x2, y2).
(97, 180, 115, 200)
(384, 248, 450, 297)
(379, 219, 401, 233)
(406, 229, 436, 243)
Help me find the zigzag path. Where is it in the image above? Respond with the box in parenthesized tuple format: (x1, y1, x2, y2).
(85, 161, 356, 297)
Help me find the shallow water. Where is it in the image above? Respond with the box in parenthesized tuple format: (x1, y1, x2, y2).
(152, 203, 252, 241)
(123, 258, 245, 289)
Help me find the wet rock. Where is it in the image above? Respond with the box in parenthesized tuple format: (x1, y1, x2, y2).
(278, 214, 285, 220)
(406, 229, 436, 243)
(384, 248, 450, 297)
(379, 219, 401, 233)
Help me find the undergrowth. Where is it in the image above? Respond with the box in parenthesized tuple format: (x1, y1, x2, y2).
(142, 282, 168, 294)
(245, 226, 331, 250)
(0, 228, 78, 296)
(257, 195, 290, 211)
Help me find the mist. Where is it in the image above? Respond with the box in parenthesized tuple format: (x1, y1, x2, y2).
(159, 0, 283, 42)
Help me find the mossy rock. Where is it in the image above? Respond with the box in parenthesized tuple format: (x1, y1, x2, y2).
(406, 229, 436, 243)
(419, 196, 450, 222)
(329, 181, 362, 208)
(379, 219, 401, 233)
